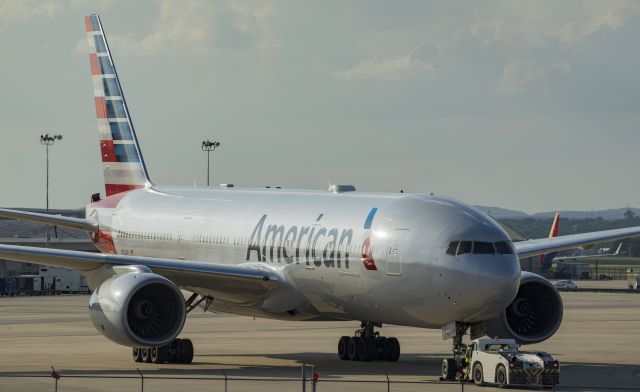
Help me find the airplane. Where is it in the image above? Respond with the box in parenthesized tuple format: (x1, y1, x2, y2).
(2, 14, 640, 367)
(540, 213, 623, 267)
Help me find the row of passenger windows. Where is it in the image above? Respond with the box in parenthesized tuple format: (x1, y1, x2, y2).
(445, 240, 513, 256)
(115, 230, 361, 253)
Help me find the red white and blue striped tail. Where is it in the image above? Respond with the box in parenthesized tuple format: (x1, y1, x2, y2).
(85, 14, 151, 197)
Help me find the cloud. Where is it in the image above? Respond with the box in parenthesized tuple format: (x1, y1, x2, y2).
(0, 0, 61, 23)
(333, 55, 434, 81)
(104, 0, 278, 55)
(497, 58, 570, 95)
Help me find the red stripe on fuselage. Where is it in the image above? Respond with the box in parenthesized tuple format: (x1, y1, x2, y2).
(85, 16, 92, 32)
(100, 140, 117, 162)
(90, 53, 101, 75)
(91, 230, 117, 254)
(105, 184, 143, 197)
(95, 97, 107, 118)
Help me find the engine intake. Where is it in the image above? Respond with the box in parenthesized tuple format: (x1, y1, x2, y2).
(484, 271, 563, 344)
(89, 272, 186, 347)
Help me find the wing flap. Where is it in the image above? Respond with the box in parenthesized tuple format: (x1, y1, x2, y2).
(514, 226, 640, 259)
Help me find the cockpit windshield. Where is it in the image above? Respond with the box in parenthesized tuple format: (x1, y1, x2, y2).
(446, 240, 514, 256)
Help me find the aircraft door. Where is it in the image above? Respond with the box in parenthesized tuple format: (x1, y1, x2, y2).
(386, 228, 410, 275)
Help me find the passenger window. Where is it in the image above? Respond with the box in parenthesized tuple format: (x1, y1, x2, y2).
(446, 241, 459, 255)
(494, 241, 514, 255)
(457, 241, 472, 255)
(473, 242, 495, 254)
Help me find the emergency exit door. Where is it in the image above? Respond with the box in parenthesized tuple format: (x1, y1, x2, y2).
(386, 228, 410, 275)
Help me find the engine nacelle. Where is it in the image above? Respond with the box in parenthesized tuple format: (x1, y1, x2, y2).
(89, 272, 186, 347)
(484, 271, 563, 344)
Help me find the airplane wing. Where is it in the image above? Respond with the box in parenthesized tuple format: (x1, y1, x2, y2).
(0, 208, 97, 232)
(514, 227, 640, 259)
(0, 243, 282, 301)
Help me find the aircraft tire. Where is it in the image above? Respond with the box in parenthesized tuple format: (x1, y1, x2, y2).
(375, 337, 387, 360)
(347, 337, 361, 361)
(442, 358, 457, 380)
(132, 348, 143, 363)
(177, 339, 194, 364)
(141, 348, 152, 363)
(338, 336, 350, 360)
(385, 337, 400, 362)
(151, 346, 168, 364)
(358, 338, 376, 361)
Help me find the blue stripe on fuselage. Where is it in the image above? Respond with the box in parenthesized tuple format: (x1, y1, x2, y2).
(364, 208, 378, 229)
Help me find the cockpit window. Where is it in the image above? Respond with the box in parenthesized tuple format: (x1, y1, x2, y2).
(446, 241, 459, 255)
(494, 241, 514, 254)
(473, 242, 495, 254)
(457, 241, 472, 255)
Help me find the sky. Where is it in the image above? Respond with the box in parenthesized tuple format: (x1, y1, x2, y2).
(0, 0, 639, 213)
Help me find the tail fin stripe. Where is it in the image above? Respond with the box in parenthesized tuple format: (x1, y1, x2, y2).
(89, 54, 101, 75)
(94, 97, 107, 118)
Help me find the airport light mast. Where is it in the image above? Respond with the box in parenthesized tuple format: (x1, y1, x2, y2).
(201, 139, 221, 186)
(40, 133, 62, 247)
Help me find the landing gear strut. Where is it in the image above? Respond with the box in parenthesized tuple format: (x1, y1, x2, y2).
(132, 338, 194, 364)
(338, 321, 400, 362)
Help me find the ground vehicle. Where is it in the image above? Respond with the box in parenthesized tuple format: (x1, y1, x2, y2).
(552, 280, 577, 289)
(445, 338, 559, 386)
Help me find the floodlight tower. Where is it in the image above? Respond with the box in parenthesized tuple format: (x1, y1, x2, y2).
(40, 133, 63, 246)
(201, 139, 221, 186)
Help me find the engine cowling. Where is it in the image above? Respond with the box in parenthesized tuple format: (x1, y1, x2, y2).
(89, 272, 186, 347)
(484, 271, 563, 344)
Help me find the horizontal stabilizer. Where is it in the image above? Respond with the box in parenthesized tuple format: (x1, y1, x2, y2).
(0, 208, 98, 233)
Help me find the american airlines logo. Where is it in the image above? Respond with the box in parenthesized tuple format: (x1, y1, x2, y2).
(245, 214, 354, 268)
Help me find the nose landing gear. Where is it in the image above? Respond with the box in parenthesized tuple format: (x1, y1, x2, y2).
(338, 321, 400, 362)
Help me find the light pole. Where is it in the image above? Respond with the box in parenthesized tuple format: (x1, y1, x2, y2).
(201, 139, 221, 186)
(40, 133, 62, 246)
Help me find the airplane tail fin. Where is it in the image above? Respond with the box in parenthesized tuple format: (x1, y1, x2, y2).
(541, 213, 560, 265)
(613, 242, 623, 256)
(85, 14, 152, 197)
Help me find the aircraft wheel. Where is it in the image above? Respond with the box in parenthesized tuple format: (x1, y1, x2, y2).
(496, 364, 507, 385)
(375, 337, 387, 360)
(132, 348, 143, 363)
(177, 339, 194, 364)
(473, 362, 484, 385)
(347, 337, 361, 361)
(151, 346, 168, 364)
(385, 337, 400, 362)
(442, 358, 457, 381)
(338, 336, 350, 360)
(141, 348, 152, 363)
(357, 338, 376, 362)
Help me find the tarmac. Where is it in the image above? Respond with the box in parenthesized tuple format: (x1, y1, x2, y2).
(0, 291, 639, 390)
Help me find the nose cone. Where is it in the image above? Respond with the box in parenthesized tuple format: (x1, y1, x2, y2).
(433, 198, 521, 321)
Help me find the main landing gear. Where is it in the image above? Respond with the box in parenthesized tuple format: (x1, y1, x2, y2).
(133, 338, 194, 364)
(131, 293, 211, 364)
(338, 321, 400, 362)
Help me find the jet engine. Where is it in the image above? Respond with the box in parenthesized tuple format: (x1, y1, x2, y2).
(89, 272, 186, 347)
(484, 271, 563, 344)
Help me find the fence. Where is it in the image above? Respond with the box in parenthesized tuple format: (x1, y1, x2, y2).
(1, 367, 639, 392)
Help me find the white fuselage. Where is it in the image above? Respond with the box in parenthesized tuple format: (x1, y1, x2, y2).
(86, 186, 521, 329)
